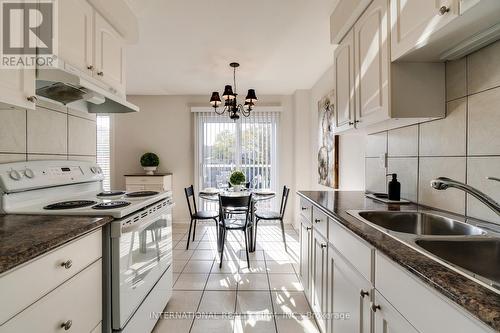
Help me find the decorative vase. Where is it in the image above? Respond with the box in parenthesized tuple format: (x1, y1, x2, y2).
(143, 166, 157, 175)
(233, 184, 243, 191)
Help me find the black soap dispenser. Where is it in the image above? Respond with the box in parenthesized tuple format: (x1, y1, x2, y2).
(387, 173, 401, 201)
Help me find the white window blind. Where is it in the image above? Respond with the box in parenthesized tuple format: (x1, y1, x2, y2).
(195, 111, 279, 209)
(96, 115, 111, 190)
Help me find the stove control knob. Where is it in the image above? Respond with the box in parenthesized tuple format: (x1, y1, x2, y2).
(24, 168, 34, 179)
(96, 167, 102, 174)
(9, 170, 21, 181)
(90, 167, 97, 174)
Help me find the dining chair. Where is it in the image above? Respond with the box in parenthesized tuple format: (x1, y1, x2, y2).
(254, 186, 290, 251)
(184, 185, 219, 250)
(218, 194, 253, 268)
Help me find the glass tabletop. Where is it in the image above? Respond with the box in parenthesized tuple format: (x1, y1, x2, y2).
(199, 188, 276, 201)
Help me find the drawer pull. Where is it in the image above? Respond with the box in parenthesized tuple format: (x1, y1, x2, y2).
(61, 320, 72, 330)
(438, 5, 450, 15)
(360, 289, 369, 298)
(60, 260, 73, 269)
(314, 219, 321, 223)
(370, 302, 381, 312)
(301, 207, 308, 211)
(321, 243, 327, 249)
(306, 226, 312, 231)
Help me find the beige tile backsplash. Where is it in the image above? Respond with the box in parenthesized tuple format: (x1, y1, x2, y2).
(0, 103, 96, 163)
(365, 40, 500, 224)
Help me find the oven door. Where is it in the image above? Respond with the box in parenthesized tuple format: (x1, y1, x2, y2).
(110, 199, 173, 330)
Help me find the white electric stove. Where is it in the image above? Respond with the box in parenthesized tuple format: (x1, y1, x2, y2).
(0, 160, 174, 333)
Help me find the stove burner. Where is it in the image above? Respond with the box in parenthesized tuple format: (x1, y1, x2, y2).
(92, 201, 131, 210)
(44, 200, 97, 210)
(126, 191, 159, 198)
(97, 191, 126, 197)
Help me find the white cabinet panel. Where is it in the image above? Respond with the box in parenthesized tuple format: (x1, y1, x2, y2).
(299, 217, 313, 301)
(390, 0, 458, 61)
(354, 0, 390, 127)
(0, 260, 102, 333)
(58, 0, 93, 76)
(372, 290, 419, 333)
(334, 29, 355, 133)
(0, 68, 35, 110)
(312, 230, 328, 332)
(94, 12, 126, 96)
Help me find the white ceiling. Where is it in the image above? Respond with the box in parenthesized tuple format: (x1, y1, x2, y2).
(126, 0, 338, 96)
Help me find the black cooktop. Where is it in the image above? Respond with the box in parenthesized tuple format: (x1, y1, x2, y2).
(44, 200, 97, 210)
(92, 201, 131, 210)
(125, 191, 159, 198)
(96, 191, 126, 197)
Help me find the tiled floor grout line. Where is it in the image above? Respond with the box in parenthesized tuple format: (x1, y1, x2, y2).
(188, 256, 215, 333)
(263, 251, 280, 333)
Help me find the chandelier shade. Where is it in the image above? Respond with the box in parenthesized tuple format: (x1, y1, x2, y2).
(210, 92, 221, 107)
(245, 89, 257, 103)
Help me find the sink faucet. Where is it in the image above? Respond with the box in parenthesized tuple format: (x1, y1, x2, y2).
(431, 177, 500, 216)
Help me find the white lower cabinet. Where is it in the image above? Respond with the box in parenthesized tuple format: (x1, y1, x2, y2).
(328, 244, 372, 333)
(299, 217, 313, 301)
(299, 197, 494, 333)
(372, 290, 419, 333)
(311, 230, 328, 332)
(0, 260, 102, 333)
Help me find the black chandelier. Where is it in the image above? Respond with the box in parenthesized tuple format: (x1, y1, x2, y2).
(209, 62, 258, 120)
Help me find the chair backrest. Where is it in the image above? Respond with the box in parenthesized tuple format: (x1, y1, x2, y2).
(184, 185, 197, 218)
(219, 194, 253, 228)
(279, 186, 290, 218)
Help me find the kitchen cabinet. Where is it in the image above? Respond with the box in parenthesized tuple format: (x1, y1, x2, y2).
(333, 0, 445, 134)
(334, 29, 356, 133)
(58, 0, 94, 77)
(0, 230, 102, 331)
(390, 0, 458, 61)
(353, 0, 389, 127)
(299, 216, 313, 301)
(328, 244, 372, 333)
(311, 229, 328, 333)
(372, 290, 419, 333)
(0, 69, 36, 110)
(125, 174, 172, 192)
(94, 12, 126, 97)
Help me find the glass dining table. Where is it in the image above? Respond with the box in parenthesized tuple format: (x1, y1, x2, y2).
(199, 188, 276, 252)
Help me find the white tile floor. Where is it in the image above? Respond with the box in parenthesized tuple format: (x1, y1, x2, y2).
(152, 222, 320, 333)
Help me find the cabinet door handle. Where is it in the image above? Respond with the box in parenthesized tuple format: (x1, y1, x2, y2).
(354, 120, 360, 124)
(314, 219, 321, 223)
(301, 207, 308, 211)
(370, 302, 381, 312)
(438, 5, 450, 15)
(306, 226, 312, 231)
(360, 289, 369, 298)
(321, 243, 327, 248)
(27, 95, 37, 103)
(348, 122, 354, 126)
(61, 320, 72, 330)
(97, 71, 104, 76)
(87, 65, 94, 70)
(60, 259, 73, 269)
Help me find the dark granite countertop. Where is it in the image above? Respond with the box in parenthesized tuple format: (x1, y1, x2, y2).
(298, 190, 500, 332)
(0, 214, 113, 275)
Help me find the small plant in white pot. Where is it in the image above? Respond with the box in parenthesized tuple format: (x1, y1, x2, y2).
(229, 170, 246, 191)
(140, 153, 160, 175)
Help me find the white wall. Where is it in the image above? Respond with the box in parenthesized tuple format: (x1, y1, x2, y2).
(112, 95, 295, 223)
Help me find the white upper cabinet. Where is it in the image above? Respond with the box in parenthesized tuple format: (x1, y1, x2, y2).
(94, 12, 126, 97)
(334, 29, 356, 133)
(390, 0, 458, 61)
(0, 69, 36, 110)
(354, 0, 390, 127)
(58, 0, 94, 76)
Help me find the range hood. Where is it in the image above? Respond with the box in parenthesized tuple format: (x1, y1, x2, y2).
(36, 61, 139, 113)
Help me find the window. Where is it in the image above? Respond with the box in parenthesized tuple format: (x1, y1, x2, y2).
(195, 110, 279, 208)
(96, 115, 111, 190)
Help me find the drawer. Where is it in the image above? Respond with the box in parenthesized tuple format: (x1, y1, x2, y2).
(299, 197, 312, 222)
(0, 229, 102, 324)
(312, 206, 328, 239)
(329, 220, 373, 282)
(0, 259, 102, 333)
(126, 176, 164, 185)
(375, 253, 493, 333)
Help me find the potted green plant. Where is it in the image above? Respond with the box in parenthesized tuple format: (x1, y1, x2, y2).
(140, 152, 160, 175)
(229, 170, 246, 191)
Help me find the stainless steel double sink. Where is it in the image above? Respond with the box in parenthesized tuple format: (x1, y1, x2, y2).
(348, 210, 500, 292)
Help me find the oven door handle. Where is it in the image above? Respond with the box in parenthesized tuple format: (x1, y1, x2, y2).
(110, 203, 173, 238)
